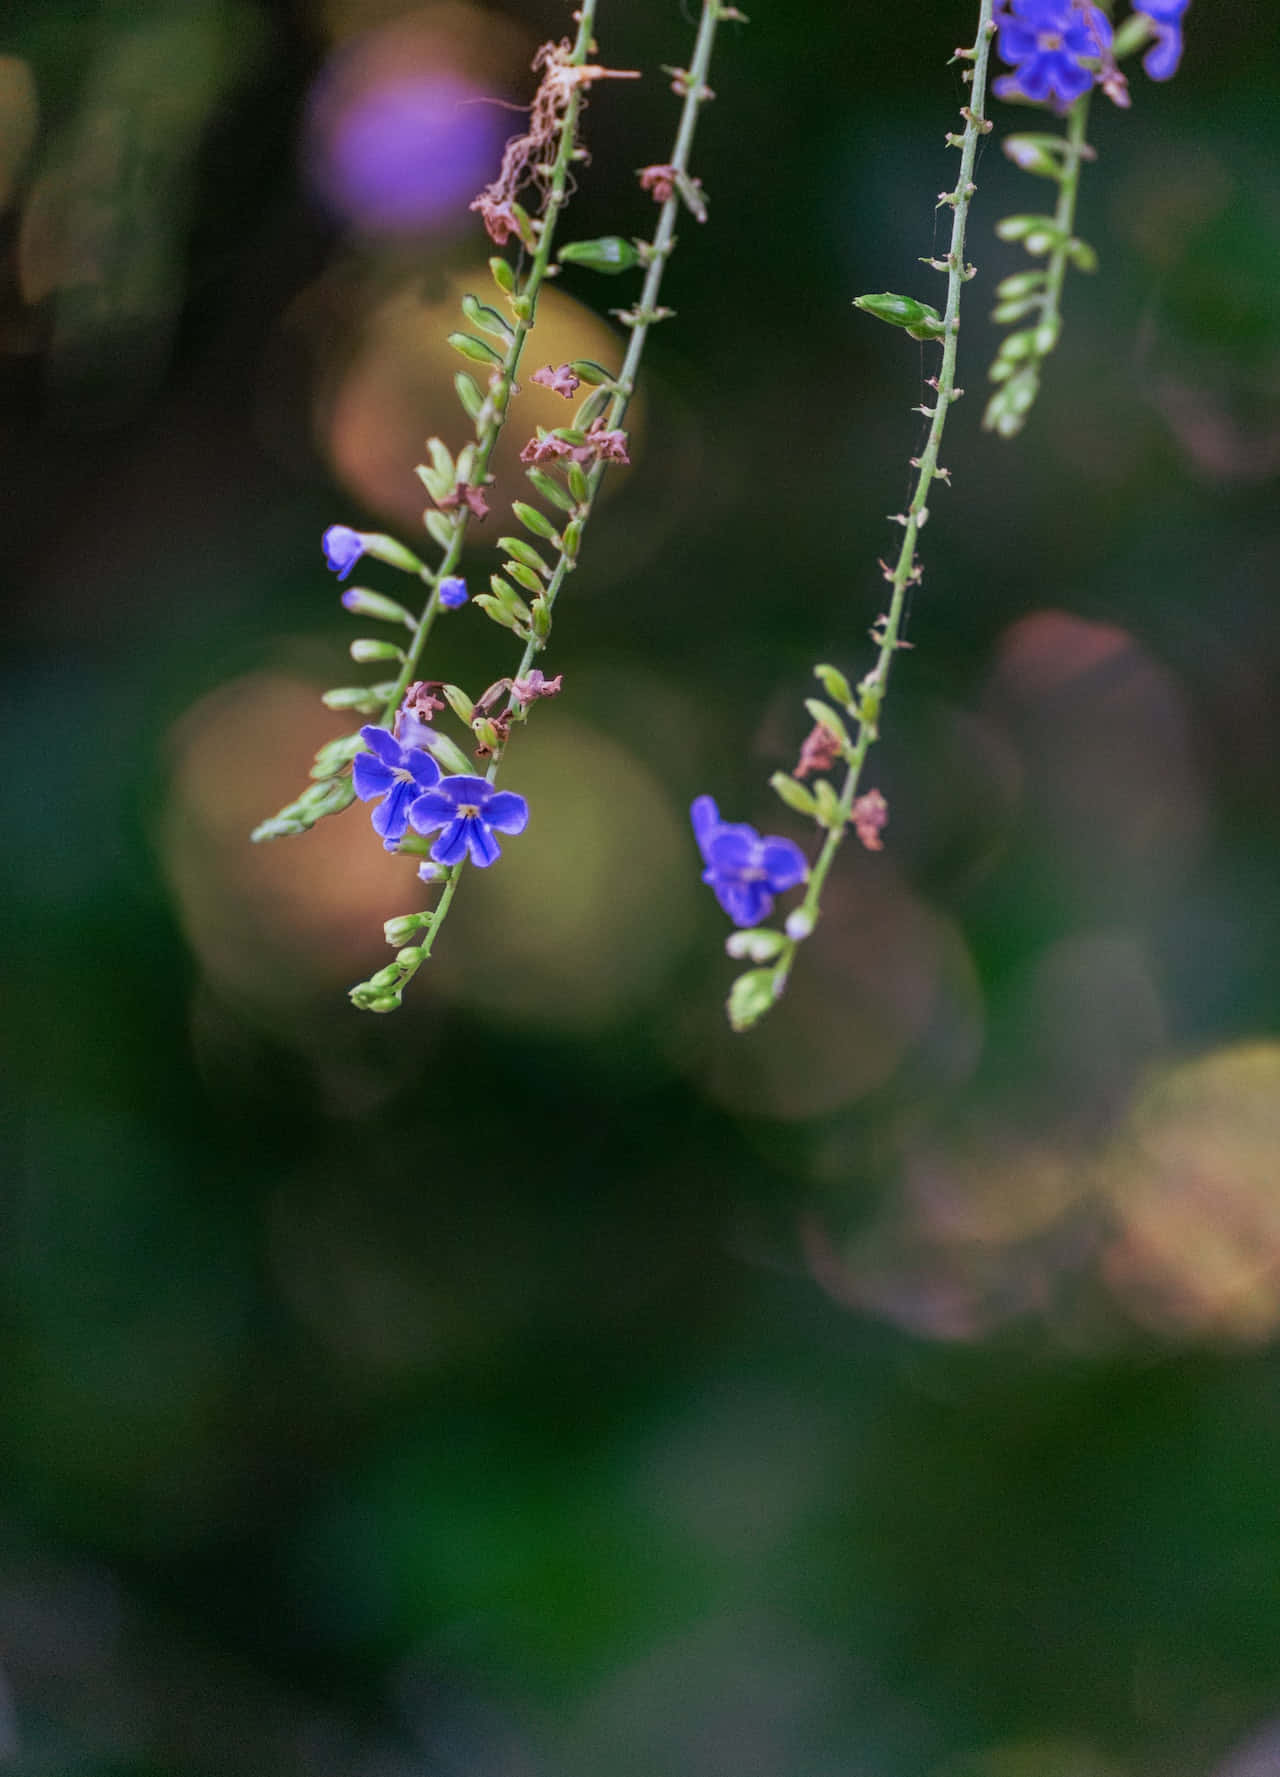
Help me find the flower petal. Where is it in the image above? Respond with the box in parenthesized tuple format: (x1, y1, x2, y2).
(440, 774, 492, 806)
(1142, 18, 1182, 77)
(690, 795, 723, 858)
(759, 836, 808, 891)
(705, 827, 760, 875)
(352, 753, 395, 801)
(465, 818, 501, 868)
(408, 789, 455, 833)
(407, 749, 442, 792)
(429, 816, 470, 867)
(359, 725, 403, 768)
(484, 791, 529, 834)
(715, 878, 772, 927)
(372, 777, 415, 841)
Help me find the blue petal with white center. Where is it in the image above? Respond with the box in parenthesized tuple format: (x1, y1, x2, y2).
(408, 774, 529, 869)
(352, 724, 441, 847)
(690, 796, 809, 928)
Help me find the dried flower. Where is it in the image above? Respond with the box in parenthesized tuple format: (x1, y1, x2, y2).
(851, 789, 889, 852)
(513, 670, 564, 703)
(638, 163, 678, 203)
(794, 723, 843, 780)
(531, 364, 581, 398)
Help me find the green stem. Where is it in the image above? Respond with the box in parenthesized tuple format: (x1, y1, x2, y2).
(1036, 90, 1091, 358)
(767, 0, 997, 1008)
(381, 0, 730, 1003)
(374, 0, 604, 729)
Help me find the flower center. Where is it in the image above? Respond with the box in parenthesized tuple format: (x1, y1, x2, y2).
(457, 804, 481, 819)
(1038, 30, 1064, 49)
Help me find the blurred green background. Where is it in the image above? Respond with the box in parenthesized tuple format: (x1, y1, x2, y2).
(4, 0, 1280, 1771)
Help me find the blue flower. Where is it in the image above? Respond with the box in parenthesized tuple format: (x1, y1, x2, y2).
(438, 575, 468, 610)
(408, 774, 529, 868)
(352, 724, 441, 847)
(994, 0, 1112, 108)
(691, 795, 808, 928)
(1134, 0, 1188, 79)
(323, 525, 366, 580)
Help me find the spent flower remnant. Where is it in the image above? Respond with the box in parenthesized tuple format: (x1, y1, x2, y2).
(352, 726, 441, 847)
(993, 0, 1112, 108)
(409, 776, 530, 870)
(691, 796, 808, 929)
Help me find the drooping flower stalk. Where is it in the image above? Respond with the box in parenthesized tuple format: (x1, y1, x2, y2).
(252, 1, 615, 845)
(709, 0, 998, 1032)
(348, 0, 741, 1013)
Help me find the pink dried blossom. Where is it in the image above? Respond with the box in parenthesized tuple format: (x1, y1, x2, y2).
(531, 364, 581, 398)
(851, 789, 889, 852)
(638, 162, 678, 203)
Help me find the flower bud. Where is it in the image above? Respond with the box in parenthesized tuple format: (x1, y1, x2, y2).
(395, 947, 425, 968)
(499, 536, 552, 576)
(785, 908, 814, 942)
(384, 914, 428, 946)
(524, 471, 576, 514)
(725, 928, 786, 963)
(726, 968, 780, 1033)
(770, 772, 820, 818)
(512, 500, 561, 540)
(504, 559, 545, 597)
(489, 255, 516, 296)
(558, 235, 641, 275)
(447, 330, 504, 366)
(360, 533, 426, 575)
(461, 293, 513, 339)
(803, 700, 851, 750)
(350, 638, 405, 663)
(813, 663, 854, 707)
(853, 292, 948, 341)
(455, 372, 484, 421)
(441, 683, 475, 724)
(340, 586, 415, 628)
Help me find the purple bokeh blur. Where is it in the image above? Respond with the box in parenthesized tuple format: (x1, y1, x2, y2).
(307, 68, 504, 235)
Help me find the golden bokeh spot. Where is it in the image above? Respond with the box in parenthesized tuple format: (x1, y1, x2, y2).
(319, 272, 635, 529)
(1101, 1043, 1280, 1344)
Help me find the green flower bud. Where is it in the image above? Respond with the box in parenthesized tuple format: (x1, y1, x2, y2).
(531, 598, 552, 640)
(725, 928, 786, 963)
(504, 559, 545, 597)
(726, 968, 779, 1033)
(416, 727, 474, 775)
(567, 359, 614, 386)
(560, 519, 583, 559)
(524, 472, 576, 514)
(558, 235, 640, 275)
(447, 331, 504, 366)
(489, 574, 531, 624)
(853, 292, 948, 341)
(384, 914, 428, 946)
(441, 683, 475, 724)
(310, 733, 365, 778)
(424, 510, 458, 551)
(350, 638, 405, 663)
(770, 771, 820, 818)
(455, 372, 484, 421)
(803, 700, 851, 750)
(360, 534, 424, 575)
(461, 293, 514, 339)
(489, 255, 516, 297)
(340, 586, 416, 628)
(1002, 134, 1066, 180)
(814, 780, 842, 827)
(512, 500, 561, 540)
(813, 663, 854, 708)
(394, 947, 425, 968)
(498, 536, 551, 576)
(475, 593, 520, 631)
(567, 462, 589, 504)
(320, 686, 385, 712)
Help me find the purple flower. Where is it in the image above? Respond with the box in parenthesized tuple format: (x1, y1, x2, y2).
(691, 795, 808, 928)
(1134, 0, 1188, 79)
(408, 774, 529, 869)
(323, 525, 365, 580)
(438, 575, 468, 610)
(352, 724, 441, 847)
(994, 0, 1112, 108)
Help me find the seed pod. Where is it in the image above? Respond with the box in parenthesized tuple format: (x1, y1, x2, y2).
(504, 559, 545, 597)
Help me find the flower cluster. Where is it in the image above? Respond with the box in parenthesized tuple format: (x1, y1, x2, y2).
(352, 725, 529, 868)
(994, 0, 1189, 110)
(691, 796, 807, 929)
